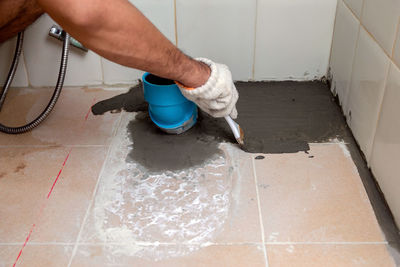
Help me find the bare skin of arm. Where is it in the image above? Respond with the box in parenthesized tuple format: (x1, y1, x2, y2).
(36, 0, 210, 87)
(0, 0, 44, 43)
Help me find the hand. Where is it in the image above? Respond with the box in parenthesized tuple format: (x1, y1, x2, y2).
(176, 58, 239, 119)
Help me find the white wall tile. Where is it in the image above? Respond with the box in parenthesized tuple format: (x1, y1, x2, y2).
(254, 0, 337, 80)
(102, 58, 143, 85)
(102, 0, 175, 85)
(347, 27, 390, 160)
(361, 0, 400, 55)
(393, 24, 400, 68)
(343, 0, 363, 19)
(371, 63, 400, 225)
(0, 37, 29, 87)
(176, 0, 256, 81)
(129, 0, 175, 44)
(23, 15, 103, 87)
(330, 1, 360, 111)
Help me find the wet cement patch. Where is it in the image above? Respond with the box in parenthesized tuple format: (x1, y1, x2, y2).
(93, 81, 349, 154)
(92, 81, 400, 255)
(92, 81, 354, 171)
(92, 82, 148, 115)
(235, 81, 351, 153)
(125, 112, 226, 172)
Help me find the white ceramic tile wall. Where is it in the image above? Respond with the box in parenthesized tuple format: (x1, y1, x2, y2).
(330, 0, 400, 225)
(346, 27, 389, 160)
(343, 0, 363, 19)
(102, 0, 176, 85)
(23, 15, 103, 87)
(0, 37, 29, 87)
(361, 0, 400, 55)
(176, 0, 256, 81)
(1, 1, 338, 85)
(101, 58, 143, 86)
(371, 63, 400, 225)
(254, 0, 337, 81)
(330, 0, 360, 110)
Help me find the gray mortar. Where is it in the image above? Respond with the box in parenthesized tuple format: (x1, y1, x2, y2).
(93, 81, 350, 154)
(92, 81, 148, 115)
(125, 112, 224, 172)
(92, 81, 400, 258)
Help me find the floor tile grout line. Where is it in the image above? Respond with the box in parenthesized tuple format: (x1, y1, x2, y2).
(252, 156, 269, 267)
(308, 142, 350, 145)
(0, 241, 389, 246)
(0, 145, 108, 148)
(67, 111, 123, 267)
(0, 142, 350, 148)
(265, 241, 389, 245)
(0, 243, 76, 246)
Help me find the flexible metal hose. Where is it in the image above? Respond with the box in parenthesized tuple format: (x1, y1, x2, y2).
(0, 31, 70, 134)
(0, 32, 24, 109)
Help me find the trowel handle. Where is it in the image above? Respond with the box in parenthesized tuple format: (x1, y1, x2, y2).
(224, 116, 240, 140)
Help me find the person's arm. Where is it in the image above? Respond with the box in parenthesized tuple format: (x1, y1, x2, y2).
(36, 0, 210, 87)
(0, 0, 44, 43)
(37, 0, 239, 119)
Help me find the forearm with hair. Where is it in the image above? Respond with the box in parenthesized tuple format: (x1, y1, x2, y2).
(36, 0, 210, 87)
(0, 0, 44, 43)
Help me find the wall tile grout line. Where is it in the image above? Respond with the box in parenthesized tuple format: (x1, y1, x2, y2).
(348, 0, 392, 163)
(367, 60, 392, 164)
(360, 25, 392, 62)
(251, 0, 259, 80)
(342, 0, 400, 71)
(251, 156, 269, 267)
(342, 0, 362, 116)
(99, 57, 106, 86)
(341, 0, 362, 22)
(66, 111, 124, 267)
(327, 0, 340, 76)
(20, 45, 32, 87)
(173, 0, 178, 47)
(391, 18, 400, 58)
(21, 51, 31, 87)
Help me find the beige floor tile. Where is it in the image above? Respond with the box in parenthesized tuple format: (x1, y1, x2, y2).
(214, 152, 262, 243)
(79, 112, 261, 246)
(0, 245, 73, 267)
(255, 144, 384, 242)
(0, 87, 123, 146)
(266, 244, 395, 267)
(0, 146, 107, 243)
(71, 244, 266, 267)
(81, 150, 262, 245)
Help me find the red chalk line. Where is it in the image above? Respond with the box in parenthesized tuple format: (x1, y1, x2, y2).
(13, 98, 96, 267)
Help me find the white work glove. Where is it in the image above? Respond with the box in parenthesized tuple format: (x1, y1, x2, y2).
(176, 58, 239, 119)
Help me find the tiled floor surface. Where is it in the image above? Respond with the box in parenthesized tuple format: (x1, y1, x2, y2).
(0, 87, 396, 266)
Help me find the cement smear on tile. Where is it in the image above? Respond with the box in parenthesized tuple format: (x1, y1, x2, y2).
(93, 81, 349, 154)
(92, 84, 148, 115)
(92, 81, 400, 258)
(125, 112, 230, 172)
(92, 112, 235, 260)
